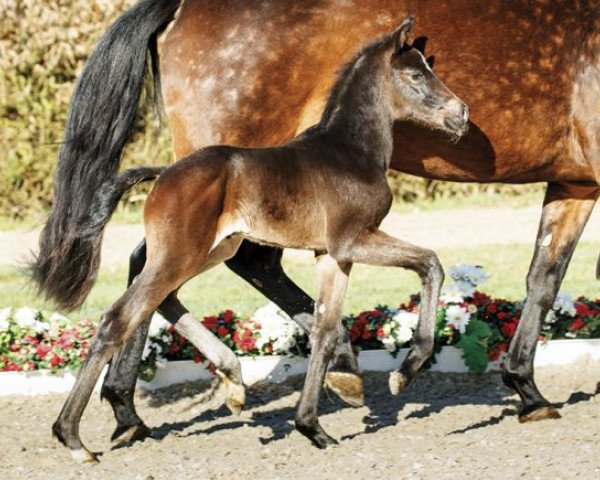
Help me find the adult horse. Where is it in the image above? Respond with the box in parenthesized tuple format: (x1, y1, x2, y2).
(33, 0, 600, 444)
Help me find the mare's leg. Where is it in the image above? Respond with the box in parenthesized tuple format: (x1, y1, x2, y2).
(503, 182, 599, 422)
(295, 255, 351, 448)
(329, 229, 444, 395)
(226, 241, 362, 405)
(101, 240, 152, 443)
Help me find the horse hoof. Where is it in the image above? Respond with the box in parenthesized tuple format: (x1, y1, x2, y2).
(111, 423, 152, 445)
(389, 371, 407, 396)
(518, 405, 561, 423)
(296, 422, 339, 449)
(225, 381, 246, 417)
(324, 371, 364, 407)
(70, 448, 100, 464)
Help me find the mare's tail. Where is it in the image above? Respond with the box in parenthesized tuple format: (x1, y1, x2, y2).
(28, 0, 180, 311)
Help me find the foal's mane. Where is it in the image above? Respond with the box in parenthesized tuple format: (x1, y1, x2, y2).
(318, 32, 395, 128)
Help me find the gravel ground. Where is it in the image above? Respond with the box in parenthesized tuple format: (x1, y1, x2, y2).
(2, 363, 600, 479)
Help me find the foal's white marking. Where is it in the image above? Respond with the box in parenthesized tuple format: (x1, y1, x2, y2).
(541, 233, 553, 247)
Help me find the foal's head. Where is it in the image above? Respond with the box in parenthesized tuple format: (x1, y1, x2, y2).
(388, 17, 469, 139)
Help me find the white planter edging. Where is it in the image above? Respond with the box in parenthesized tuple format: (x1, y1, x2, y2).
(3, 339, 600, 396)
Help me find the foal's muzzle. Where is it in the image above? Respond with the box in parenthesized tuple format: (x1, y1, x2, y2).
(443, 101, 469, 138)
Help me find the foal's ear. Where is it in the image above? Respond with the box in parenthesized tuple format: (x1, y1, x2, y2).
(393, 16, 415, 53)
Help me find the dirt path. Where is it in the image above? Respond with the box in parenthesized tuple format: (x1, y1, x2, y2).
(3, 205, 600, 269)
(1, 363, 600, 479)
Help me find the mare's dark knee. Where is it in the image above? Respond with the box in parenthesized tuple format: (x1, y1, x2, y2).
(128, 240, 147, 285)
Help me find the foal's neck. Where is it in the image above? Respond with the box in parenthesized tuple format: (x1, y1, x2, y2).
(320, 49, 394, 170)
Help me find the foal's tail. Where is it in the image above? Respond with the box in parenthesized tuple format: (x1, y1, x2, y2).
(28, 0, 180, 311)
(29, 167, 164, 311)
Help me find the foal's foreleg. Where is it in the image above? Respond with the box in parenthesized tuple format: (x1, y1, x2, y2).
(295, 255, 351, 448)
(503, 182, 598, 422)
(225, 240, 362, 406)
(330, 229, 444, 395)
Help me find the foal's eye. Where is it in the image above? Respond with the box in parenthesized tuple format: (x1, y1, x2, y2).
(411, 73, 424, 81)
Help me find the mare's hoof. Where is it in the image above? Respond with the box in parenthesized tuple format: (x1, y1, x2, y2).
(111, 423, 152, 445)
(70, 448, 100, 464)
(296, 422, 339, 449)
(518, 405, 561, 423)
(389, 371, 407, 396)
(324, 371, 364, 407)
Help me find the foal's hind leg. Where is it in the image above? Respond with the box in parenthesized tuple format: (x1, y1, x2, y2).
(503, 182, 598, 422)
(328, 229, 444, 395)
(226, 241, 363, 406)
(53, 261, 194, 463)
(295, 255, 351, 448)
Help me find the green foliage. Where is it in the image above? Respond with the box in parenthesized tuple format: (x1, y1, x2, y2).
(0, 0, 172, 220)
(456, 319, 492, 373)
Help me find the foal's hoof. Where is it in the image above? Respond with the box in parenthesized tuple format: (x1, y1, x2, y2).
(111, 423, 152, 445)
(70, 448, 100, 464)
(518, 405, 561, 423)
(324, 371, 364, 407)
(295, 421, 339, 449)
(225, 380, 246, 417)
(389, 371, 407, 396)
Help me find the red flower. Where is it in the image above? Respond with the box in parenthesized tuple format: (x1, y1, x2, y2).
(370, 310, 382, 318)
(168, 343, 181, 354)
(217, 326, 229, 338)
(8, 342, 20, 352)
(501, 320, 518, 339)
(57, 333, 73, 350)
(4, 362, 22, 372)
(193, 349, 204, 364)
(349, 323, 362, 342)
(486, 303, 498, 315)
(575, 303, 592, 318)
(35, 343, 51, 358)
(488, 342, 509, 362)
(497, 311, 510, 321)
(361, 329, 372, 340)
(50, 353, 64, 368)
(223, 310, 234, 324)
(203, 316, 218, 330)
(357, 314, 368, 326)
(25, 336, 39, 346)
(376, 326, 386, 338)
(569, 318, 586, 331)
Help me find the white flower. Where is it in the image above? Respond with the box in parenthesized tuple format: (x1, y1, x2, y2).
(14, 307, 39, 329)
(396, 325, 414, 344)
(0, 307, 10, 330)
(447, 264, 488, 297)
(445, 305, 471, 334)
(440, 284, 464, 304)
(553, 292, 576, 317)
(149, 312, 170, 337)
(251, 303, 301, 353)
(382, 337, 396, 351)
(393, 310, 419, 331)
(33, 321, 50, 333)
(544, 310, 558, 325)
(48, 312, 67, 323)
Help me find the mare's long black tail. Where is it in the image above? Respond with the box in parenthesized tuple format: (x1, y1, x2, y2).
(28, 0, 180, 311)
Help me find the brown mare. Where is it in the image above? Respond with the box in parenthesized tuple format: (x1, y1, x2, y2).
(32, 0, 600, 451)
(32, 18, 468, 460)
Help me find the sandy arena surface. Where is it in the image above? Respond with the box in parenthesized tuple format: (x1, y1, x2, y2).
(2, 363, 600, 479)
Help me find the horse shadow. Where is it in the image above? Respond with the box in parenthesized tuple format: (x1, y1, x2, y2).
(130, 371, 600, 449)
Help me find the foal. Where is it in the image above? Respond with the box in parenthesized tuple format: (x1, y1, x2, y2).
(50, 17, 468, 460)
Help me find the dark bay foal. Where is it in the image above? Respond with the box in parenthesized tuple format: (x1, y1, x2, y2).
(37, 17, 468, 460)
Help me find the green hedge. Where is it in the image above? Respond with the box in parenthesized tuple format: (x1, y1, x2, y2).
(0, 0, 541, 220)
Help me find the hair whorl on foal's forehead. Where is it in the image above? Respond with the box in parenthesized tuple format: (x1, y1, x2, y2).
(319, 17, 416, 127)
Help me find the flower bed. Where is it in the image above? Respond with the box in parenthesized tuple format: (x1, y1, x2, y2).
(3, 265, 600, 380)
